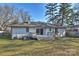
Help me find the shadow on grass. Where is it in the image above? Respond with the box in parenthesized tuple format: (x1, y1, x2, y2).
(0, 40, 37, 53)
(0, 35, 11, 40)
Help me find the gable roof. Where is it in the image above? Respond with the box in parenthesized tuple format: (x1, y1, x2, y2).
(8, 21, 67, 28)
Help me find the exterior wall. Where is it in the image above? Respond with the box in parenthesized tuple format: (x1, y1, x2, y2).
(45, 28, 66, 37)
(12, 28, 27, 34)
(29, 28, 46, 35)
(66, 27, 79, 37)
(58, 28, 66, 37)
(71, 27, 79, 30)
(11, 27, 55, 39)
(35, 28, 55, 40)
(46, 28, 55, 36)
(12, 27, 27, 39)
(12, 27, 37, 39)
(43, 28, 46, 35)
(29, 28, 36, 34)
(11, 27, 66, 39)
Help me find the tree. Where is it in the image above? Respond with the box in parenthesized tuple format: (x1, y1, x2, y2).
(0, 5, 16, 30)
(66, 9, 75, 25)
(45, 3, 59, 23)
(18, 9, 30, 23)
(0, 5, 30, 31)
(45, 3, 59, 37)
(45, 3, 72, 25)
(45, 3, 73, 37)
(59, 3, 72, 26)
(74, 11, 79, 25)
(73, 3, 79, 25)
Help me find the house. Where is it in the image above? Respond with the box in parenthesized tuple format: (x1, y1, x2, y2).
(9, 21, 67, 40)
(66, 25, 79, 37)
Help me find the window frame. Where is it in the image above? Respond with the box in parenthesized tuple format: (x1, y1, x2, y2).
(26, 27, 29, 32)
(36, 28, 43, 35)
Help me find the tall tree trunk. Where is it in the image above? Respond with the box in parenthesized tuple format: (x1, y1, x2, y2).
(62, 12, 64, 26)
(54, 27, 58, 38)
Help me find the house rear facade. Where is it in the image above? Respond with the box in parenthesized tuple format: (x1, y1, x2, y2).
(9, 21, 66, 40)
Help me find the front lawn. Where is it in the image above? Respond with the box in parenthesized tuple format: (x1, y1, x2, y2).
(0, 36, 79, 56)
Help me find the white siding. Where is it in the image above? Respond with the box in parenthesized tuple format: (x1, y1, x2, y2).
(46, 28, 55, 36)
(46, 28, 55, 35)
(58, 29, 66, 37)
(43, 28, 46, 35)
(12, 28, 27, 39)
(12, 28, 26, 34)
(11, 27, 66, 39)
(12, 27, 36, 39)
(31, 28, 47, 35)
(46, 28, 66, 37)
(29, 28, 36, 33)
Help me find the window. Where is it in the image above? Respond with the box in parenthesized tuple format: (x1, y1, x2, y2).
(47, 32, 52, 36)
(36, 29, 43, 35)
(73, 29, 78, 32)
(26, 27, 29, 32)
(49, 28, 51, 31)
(36, 29, 39, 35)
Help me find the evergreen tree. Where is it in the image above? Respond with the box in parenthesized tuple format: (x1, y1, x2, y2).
(59, 3, 72, 26)
(45, 3, 59, 37)
(45, 3, 59, 24)
(73, 3, 79, 25)
(45, 3, 73, 37)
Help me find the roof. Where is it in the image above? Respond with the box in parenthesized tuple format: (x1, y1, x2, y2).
(0, 31, 4, 33)
(8, 21, 67, 28)
(68, 25, 79, 28)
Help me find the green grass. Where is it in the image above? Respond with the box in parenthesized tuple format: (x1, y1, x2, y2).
(0, 36, 79, 56)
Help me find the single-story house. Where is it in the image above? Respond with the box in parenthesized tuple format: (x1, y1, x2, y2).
(66, 25, 79, 37)
(0, 31, 5, 36)
(9, 21, 67, 40)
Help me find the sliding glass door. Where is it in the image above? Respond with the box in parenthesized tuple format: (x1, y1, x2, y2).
(36, 28, 43, 35)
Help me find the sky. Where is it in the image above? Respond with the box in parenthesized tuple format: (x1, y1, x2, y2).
(0, 3, 76, 22)
(0, 3, 46, 22)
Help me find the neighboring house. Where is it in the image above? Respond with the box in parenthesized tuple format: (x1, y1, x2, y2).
(9, 21, 67, 40)
(0, 31, 5, 36)
(66, 25, 79, 37)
